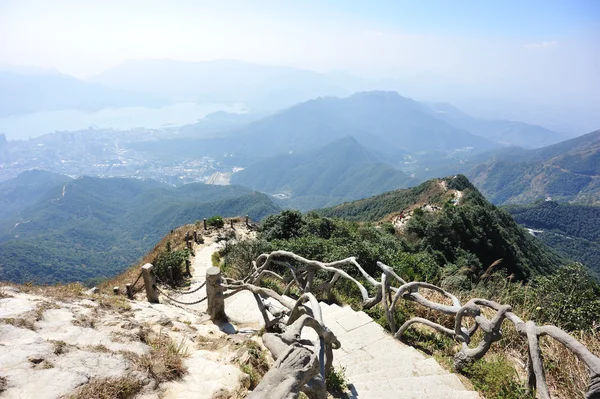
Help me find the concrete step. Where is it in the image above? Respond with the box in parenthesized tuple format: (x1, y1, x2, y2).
(341, 356, 446, 380)
(351, 373, 466, 392)
(346, 389, 481, 399)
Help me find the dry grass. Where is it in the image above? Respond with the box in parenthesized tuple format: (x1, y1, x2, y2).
(92, 294, 132, 313)
(0, 300, 59, 331)
(1, 316, 36, 330)
(0, 375, 7, 393)
(0, 287, 12, 299)
(392, 285, 600, 399)
(68, 375, 144, 399)
(132, 331, 189, 383)
(72, 313, 96, 328)
(51, 340, 68, 355)
(4, 282, 86, 301)
(99, 223, 198, 294)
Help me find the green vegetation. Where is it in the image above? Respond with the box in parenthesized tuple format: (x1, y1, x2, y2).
(326, 366, 348, 394)
(219, 175, 600, 399)
(0, 173, 279, 284)
(206, 215, 225, 228)
(317, 175, 562, 279)
(231, 137, 418, 211)
(467, 129, 600, 205)
(461, 356, 531, 399)
(217, 181, 599, 399)
(505, 200, 600, 275)
(152, 242, 191, 285)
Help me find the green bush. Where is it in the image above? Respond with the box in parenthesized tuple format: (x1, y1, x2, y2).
(207, 215, 224, 228)
(533, 263, 600, 331)
(153, 242, 190, 285)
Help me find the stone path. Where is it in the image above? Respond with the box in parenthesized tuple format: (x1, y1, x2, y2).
(162, 241, 481, 399)
(319, 303, 480, 398)
(165, 240, 263, 329)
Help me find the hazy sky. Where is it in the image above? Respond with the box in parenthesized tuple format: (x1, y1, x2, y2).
(1, 0, 599, 105)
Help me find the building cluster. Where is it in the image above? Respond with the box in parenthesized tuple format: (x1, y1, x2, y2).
(0, 128, 220, 185)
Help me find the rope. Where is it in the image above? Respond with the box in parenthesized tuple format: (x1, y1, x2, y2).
(153, 284, 208, 305)
(167, 281, 206, 295)
(132, 284, 145, 295)
(131, 272, 143, 289)
(154, 274, 206, 295)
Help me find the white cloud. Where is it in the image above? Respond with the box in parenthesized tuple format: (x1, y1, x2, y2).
(525, 41, 558, 49)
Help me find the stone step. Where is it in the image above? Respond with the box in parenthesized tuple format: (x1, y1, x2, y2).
(321, 304, 353, 321)
(340, 356, 446, 380)
(347, 389, 481, 399)
(351, 373, 467, 392)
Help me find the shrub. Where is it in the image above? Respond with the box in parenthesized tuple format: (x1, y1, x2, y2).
(533, 263, 600, 331)
(326, 366, 348, 393)
(260, 210, 305, 241)
(153, 242, 190, 285)
(207, 216, 224, 228)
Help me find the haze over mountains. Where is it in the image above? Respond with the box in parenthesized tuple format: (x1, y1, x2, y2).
(467, 129, 600, 204)
(0, 69, 164, 117)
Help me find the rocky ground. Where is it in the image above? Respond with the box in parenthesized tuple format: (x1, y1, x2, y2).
(0, 280, 262, 398)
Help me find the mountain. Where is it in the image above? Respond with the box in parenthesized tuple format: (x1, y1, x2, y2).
(505, 200, 600, 276)
(230, 137, 419, 210)
(467, 130, 600, 204)
(317, 175, 563, 279)
(0, 70, 164, 117)
(0, 170, 72, 220)
(0, 173, 280, 284)
(89, 59, 358, 110)
(427, 102, 567, 148)
(223, 91, 498, 157)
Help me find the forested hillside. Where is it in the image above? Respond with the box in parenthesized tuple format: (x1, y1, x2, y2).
(0, 172, 279, 284)
(231, 137, 418, 210)
(505, 200, 600, 275)
(235, 175, 563, 282)
(467, 130, 600, 204)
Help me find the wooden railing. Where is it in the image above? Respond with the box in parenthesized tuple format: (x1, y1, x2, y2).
(217, 251, 600, 399)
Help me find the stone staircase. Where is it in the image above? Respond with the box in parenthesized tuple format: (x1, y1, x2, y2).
(315, 302, 481, 399)
(182, 242, 480, 398)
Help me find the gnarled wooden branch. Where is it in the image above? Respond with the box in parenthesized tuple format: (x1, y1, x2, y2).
(227, 251, 600, 399)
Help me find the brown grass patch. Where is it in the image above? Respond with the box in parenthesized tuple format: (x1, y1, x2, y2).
(131, 331, 189, 383)
(0, 301, 59, 331)
(68, 375, 144, 399)
(5, 282, 85, 301)
(51, 340, 68, 355)
(92, 294, 132, 312)
(99, 224, 198, 294)
(72, 314, 95, 328)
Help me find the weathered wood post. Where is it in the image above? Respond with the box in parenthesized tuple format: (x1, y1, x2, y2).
(193, 230, 198, 243)
(126, 283, 133, 299)
(203, 218, 207, 230)
(141, 263, 159, 303)
(245, 215, 249, 227)
(168, 265, 174, 285)
(206, 267, 226, 321)
(185, 259, 191, 277)
(230, 218, 234, 228)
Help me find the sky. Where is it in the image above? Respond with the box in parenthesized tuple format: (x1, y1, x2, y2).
(1, 0, 599, 107)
